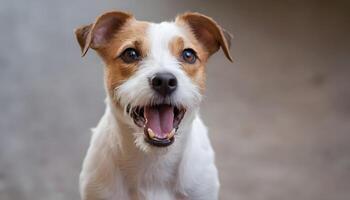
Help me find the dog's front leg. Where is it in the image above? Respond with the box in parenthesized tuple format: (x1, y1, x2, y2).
(79, 145, 129, 200)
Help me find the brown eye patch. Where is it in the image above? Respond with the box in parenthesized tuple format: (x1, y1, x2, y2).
(96, 20, 150, 98)
(169, 36, 207, 92)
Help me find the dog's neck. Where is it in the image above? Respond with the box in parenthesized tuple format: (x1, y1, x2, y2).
(101, 97, 198, 188)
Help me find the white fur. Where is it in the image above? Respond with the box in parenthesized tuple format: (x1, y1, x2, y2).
(80, 21, 219, 200)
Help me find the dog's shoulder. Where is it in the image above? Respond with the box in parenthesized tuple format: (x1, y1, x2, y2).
(190, 115, 213, 153)
(176, 115, 219, 199)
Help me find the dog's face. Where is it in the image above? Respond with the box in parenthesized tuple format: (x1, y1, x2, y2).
(75, 11, 232, 149)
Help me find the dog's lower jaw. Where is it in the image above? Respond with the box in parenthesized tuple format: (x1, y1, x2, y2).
(106, 91, 191, 149)
(109, 97, 195, 153)
(80, 97, 219, 200)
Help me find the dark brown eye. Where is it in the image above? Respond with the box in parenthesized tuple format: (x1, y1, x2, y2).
(182, 48, 197, 64)
(120, 48, 141, 63)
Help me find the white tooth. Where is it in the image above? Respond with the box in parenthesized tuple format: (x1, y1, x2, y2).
(167, 129, 175, 139)
(147, 128, 155, 138)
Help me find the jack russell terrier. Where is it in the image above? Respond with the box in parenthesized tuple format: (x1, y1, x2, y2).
(75, 10, 232, 200)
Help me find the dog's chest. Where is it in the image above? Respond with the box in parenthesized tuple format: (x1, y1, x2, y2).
(117, 152, 184, 199)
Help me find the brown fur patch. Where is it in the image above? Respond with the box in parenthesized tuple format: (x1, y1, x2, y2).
(176, 12, 233, 62)
(168, 33, 208, 92)
(95, 20, 150, 98)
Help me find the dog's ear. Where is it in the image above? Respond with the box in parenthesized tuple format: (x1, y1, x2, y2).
(176, 12, 233, 62)
(75, 24, 93, 55)
(74, 11, 133, 57)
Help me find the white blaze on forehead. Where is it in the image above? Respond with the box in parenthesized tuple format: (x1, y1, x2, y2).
(147, 22, 185, 66)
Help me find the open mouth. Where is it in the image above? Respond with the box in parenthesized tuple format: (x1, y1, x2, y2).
(128, 104, 186, 147)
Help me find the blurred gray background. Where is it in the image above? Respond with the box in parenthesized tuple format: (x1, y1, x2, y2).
(1, 0, 350, 199)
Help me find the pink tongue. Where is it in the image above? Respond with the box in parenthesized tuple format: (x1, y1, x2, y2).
(145, 105, 174, 139)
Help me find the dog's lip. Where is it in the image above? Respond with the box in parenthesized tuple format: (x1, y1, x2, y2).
(128, 104, 186, 147)
(144, 128, 175, 147)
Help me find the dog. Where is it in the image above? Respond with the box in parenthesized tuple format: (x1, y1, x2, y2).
(75, 10, 232, 200)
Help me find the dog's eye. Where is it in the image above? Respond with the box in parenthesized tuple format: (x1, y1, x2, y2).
(120, 48, 141, 63)
(182, 48, 197, 64)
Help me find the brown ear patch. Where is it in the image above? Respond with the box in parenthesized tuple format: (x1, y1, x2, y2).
(176, 12, 233, 62)
(74, 11, 133, 56)
(75, 24, 92, 56)
(223, 29, 233, 49)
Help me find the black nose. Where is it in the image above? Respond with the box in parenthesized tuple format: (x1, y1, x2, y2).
(151, 73, 177, 96)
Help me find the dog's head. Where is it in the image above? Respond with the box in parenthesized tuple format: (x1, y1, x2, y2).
(75, 11, 232, 149)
